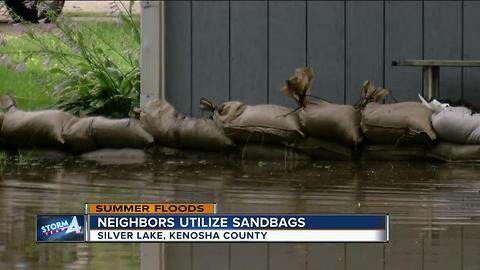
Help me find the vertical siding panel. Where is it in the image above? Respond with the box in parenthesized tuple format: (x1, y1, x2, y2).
(307, 1, 345, 104)
(384, 226, 423, 270)
(423, 227, 462, 270)
(231, 243, 268, 270)
(424, 1, 462, 101)
(307, 244, 345, 270)
(165, 243, 192, 270)
(345, 1, 384, 105)
(463, 225, 480, 270)
(462, 1, 480, 109)
(191, 1, 229, 117)
(384, 1, 423, 102)
(269, 243, 307, 270)
(269, 1, 307, 107)
(346, 244, 384, 270)
(165, 1, 191, 115)
(230, 1, 268, 104)
(192, 243, 230, 270)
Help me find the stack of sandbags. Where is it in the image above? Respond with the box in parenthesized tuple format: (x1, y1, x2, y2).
(62, 117, 154, 153)
(201, 99, 304, 145)
(425, 102, 480, 161)
(430, 142, 480, 162)
(360, 102, 436, 145)
(140, 99, 234, 152)
(0, 95, 74, 148)
(431, 106, 480, 144)
(281, 67, 362, 147)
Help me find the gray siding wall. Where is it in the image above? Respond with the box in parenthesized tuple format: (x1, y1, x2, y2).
(166, 0, 480, 116)
(163, 225, 472, 270)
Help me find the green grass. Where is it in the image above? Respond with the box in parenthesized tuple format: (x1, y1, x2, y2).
(0, 21, 138, 111)
(63, 11, 115, 17)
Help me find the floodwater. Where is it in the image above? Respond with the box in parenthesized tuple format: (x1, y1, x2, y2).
(0, 152, 479, 270)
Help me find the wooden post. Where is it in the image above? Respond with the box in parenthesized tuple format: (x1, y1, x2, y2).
(140, 0, 165, 105)
(422, 66, 439, 100)
(140, 1, 165, 270)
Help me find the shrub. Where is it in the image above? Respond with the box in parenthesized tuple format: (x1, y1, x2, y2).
(18, 1, 141, 118)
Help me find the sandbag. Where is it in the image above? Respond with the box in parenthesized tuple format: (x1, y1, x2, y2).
(361, 102, 436, 144)
(361, 144, 435, 161)
(210, 101, 304, 144)
(1, 109, 74, 147)
(430, 142, 480, 162)
(62, 117, 154, 152)
(80, 148, 148, 165)
(280, 67, 362, 145)
(62, 117, 97, 152)
(300, 101, 362, 145)
(140, 100, 234, 152)
(229, 143, 310, 161)
(288, 137, 354, 160)
(431, 106, 480, 144)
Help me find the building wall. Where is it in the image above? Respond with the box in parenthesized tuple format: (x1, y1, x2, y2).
(165, 0, 480, 116)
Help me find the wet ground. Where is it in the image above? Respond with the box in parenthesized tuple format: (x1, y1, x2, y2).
(0, 154, 479, 269)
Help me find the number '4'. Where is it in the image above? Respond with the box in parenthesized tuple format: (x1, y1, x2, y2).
(65, 216, 82, 234)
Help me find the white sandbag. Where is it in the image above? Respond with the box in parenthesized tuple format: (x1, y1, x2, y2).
(430, 142, 480, 162)
(431, 106, 480, 144)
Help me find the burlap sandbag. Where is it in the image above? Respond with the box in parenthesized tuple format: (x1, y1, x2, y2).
(361, 102, 436, 144)
(140, 100, 234, 152)
(280, 67, 362, 145)
(288, 137, 354, 160)
(62, 117, 154, 152)
(91, 117, 154, 149)
(1, 109, 74, 147)
(431, 106, 480, 144)
(300, 101, 362, 145)
(62, 117, 97, 152)
(210, 101, 304, 144)
(430, 142, 480, 162)
(361, 144, 434, 161)
(229, 143, 311, 161)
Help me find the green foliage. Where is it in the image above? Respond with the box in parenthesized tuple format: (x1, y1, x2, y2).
(21, 0, 140, 117)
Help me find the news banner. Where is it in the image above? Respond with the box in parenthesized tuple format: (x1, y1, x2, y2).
(36, 203, 389, 243)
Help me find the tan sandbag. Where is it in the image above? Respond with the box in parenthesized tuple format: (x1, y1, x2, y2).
(300, 101, 362, 145)
(63, 116, 154, 152)
(229, 143, 311, 161)
(80, 148, 148, 165)
(62, 117, 96, 152)
(355, 80, 389, 109)
(211, 101, 304, 144)
(91, 117, 154, 149)
(288, 137, 354, 160)
(361, 144, 434, 161)
(1, 109, 74, 147)
(280, 67, 362, 145)
(430, 142, 480, 162)
(140, 100, 234, 151)
(361, 102, 436, 144)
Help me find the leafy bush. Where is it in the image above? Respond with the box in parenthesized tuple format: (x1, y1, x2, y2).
(20, 1, 141, 118)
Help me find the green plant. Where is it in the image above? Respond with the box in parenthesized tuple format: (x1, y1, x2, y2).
(16, 150, 32, 164)
(19, 0, 140, 118)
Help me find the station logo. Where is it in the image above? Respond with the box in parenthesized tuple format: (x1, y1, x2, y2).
(37, 215, 85, 242)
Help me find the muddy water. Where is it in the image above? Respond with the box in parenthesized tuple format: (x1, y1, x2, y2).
(0, 154, 479, 269)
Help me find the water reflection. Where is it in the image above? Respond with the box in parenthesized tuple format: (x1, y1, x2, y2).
(0, 154, 480, 269)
